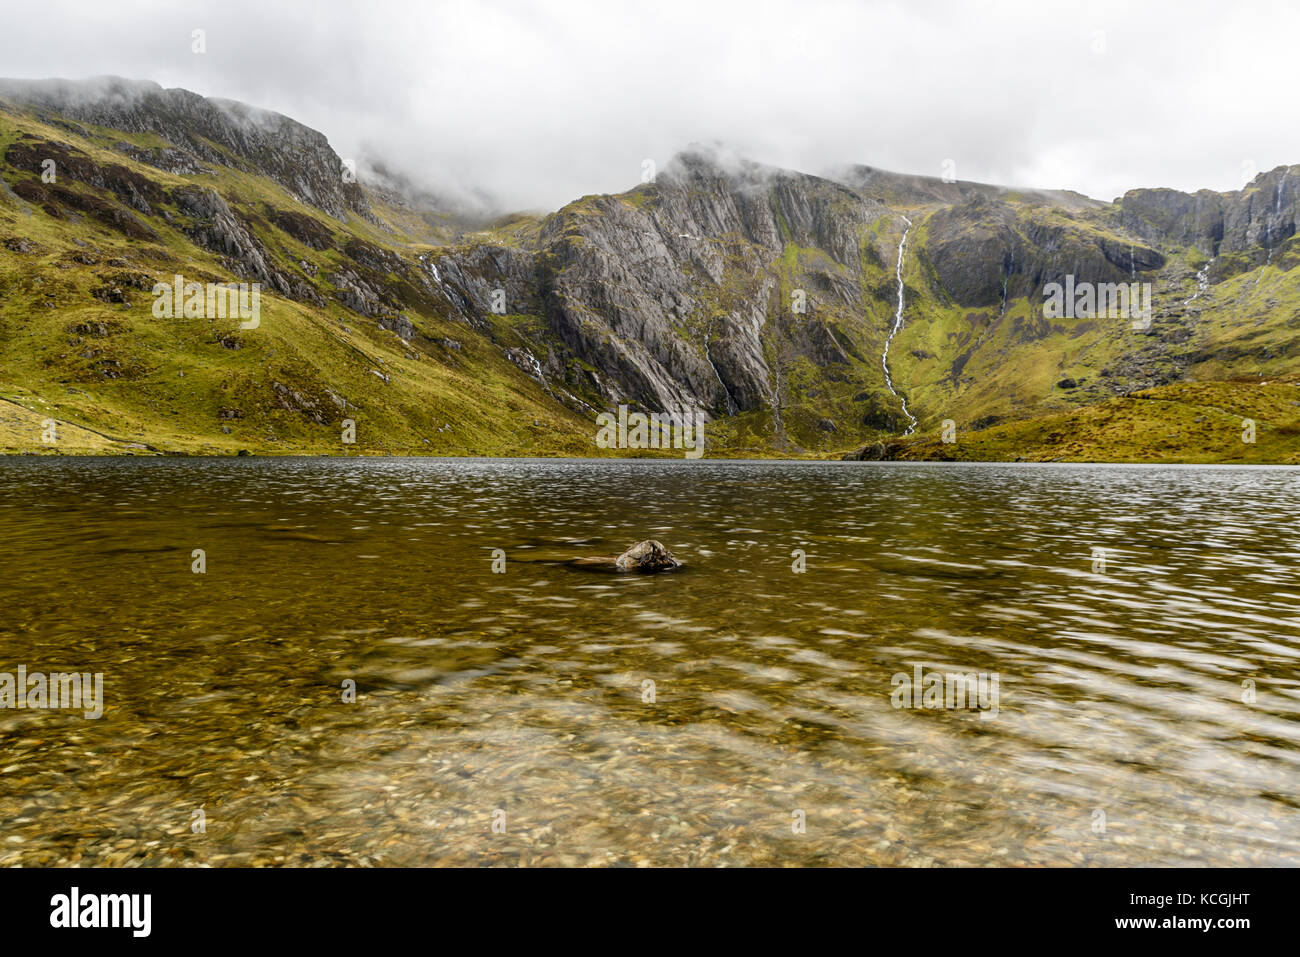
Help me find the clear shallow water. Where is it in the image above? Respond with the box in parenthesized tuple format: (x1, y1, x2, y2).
(0, 457, 1297, 866)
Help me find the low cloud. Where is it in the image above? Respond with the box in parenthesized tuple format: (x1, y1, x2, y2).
(2, 0, 1297, 214)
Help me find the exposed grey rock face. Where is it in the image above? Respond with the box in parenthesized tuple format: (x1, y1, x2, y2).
(426, 244, 538, 325)
(528, 149, 895, 417)
(0, 77, 370, 221)
(3, 137, 165, 217)
(1122, 165, 1298, 260)
(922, 195, 1165, 308)
(475, 145, 1179, 430)
(397, 146, 1187, 430)
(114, 142, 212, 177)
(330, 267, 396, 317)
(614, 540, 681, 573)
(1120, 187, 1227, 252)
(378, 313, 416, 340)
(172, 185, 293, 295)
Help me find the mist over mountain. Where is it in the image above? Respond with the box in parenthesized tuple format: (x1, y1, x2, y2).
(3, 0, 1300, 214)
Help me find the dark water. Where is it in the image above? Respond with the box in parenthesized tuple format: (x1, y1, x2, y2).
(0, 458, 1297, 867)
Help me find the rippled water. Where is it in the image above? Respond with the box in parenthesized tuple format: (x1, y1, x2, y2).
(0, 458, 1297, 866)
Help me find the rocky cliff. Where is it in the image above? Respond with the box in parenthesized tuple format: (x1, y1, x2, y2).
(1122, 165, 1299, 273)
(0, 77, 370, 221)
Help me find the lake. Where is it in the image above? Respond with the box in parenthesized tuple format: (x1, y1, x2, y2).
(0, 458, 1297, 866)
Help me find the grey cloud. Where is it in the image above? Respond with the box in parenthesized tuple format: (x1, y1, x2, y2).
(1, 0, 1297, 214)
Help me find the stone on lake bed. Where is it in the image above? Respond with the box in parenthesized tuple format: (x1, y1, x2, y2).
(558, 539, 683, 573)
(614, 539, 681, 573)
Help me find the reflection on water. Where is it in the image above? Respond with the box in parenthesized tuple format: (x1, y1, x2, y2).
(0, 458, 1297, 866)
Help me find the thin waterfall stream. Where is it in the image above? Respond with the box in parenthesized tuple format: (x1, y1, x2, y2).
(881, 215, 918, 435)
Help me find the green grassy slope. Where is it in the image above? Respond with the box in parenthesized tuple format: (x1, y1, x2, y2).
(0, 106, 595, 456)
(859, 374, 1300, 464)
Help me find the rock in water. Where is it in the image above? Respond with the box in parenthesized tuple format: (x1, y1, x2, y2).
(614, 540, 681, 573)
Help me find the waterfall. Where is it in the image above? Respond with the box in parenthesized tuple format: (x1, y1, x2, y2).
(1264, 167, 1292, 271)
(419, 253, 444, 287)
(1184, 256, 1215, 307)
(881, 216, 918, 436)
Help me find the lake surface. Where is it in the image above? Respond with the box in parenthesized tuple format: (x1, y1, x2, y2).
(0, 458, 1297, 867)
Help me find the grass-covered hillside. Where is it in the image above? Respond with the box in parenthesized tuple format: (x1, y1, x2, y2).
(0, 97, 595, 456)
(1, 79, 1297, 463)
(855, 374, 1300, 464)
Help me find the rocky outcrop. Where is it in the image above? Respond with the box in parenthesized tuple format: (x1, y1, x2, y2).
(1120, 187, 1226, 252)
(843, 440, 905, 461)
(425, 244, 538, 323)
(526, 149, 896, 416)
(172, 185, 293, 295)
(378, 313, 416, 340)
(344, 237, 407, 274)
(113, 142, 213, 176)
(614, 540, 681, 572)
(14, 177, 157, 240)
(1122, 165, 1298, 257)
(922, 195, 1165, 308)
(0, 77, 370, 221)
(4, 137, 165, 214)
(270, 207, 335, 250)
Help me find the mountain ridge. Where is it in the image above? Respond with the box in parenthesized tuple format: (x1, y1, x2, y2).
(1, 78, 1296, 461)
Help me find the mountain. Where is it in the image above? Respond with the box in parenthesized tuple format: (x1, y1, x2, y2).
(1, 78, 1296, 461)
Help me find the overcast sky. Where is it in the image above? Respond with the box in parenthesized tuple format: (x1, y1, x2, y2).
(1, 0, 1296, 212)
